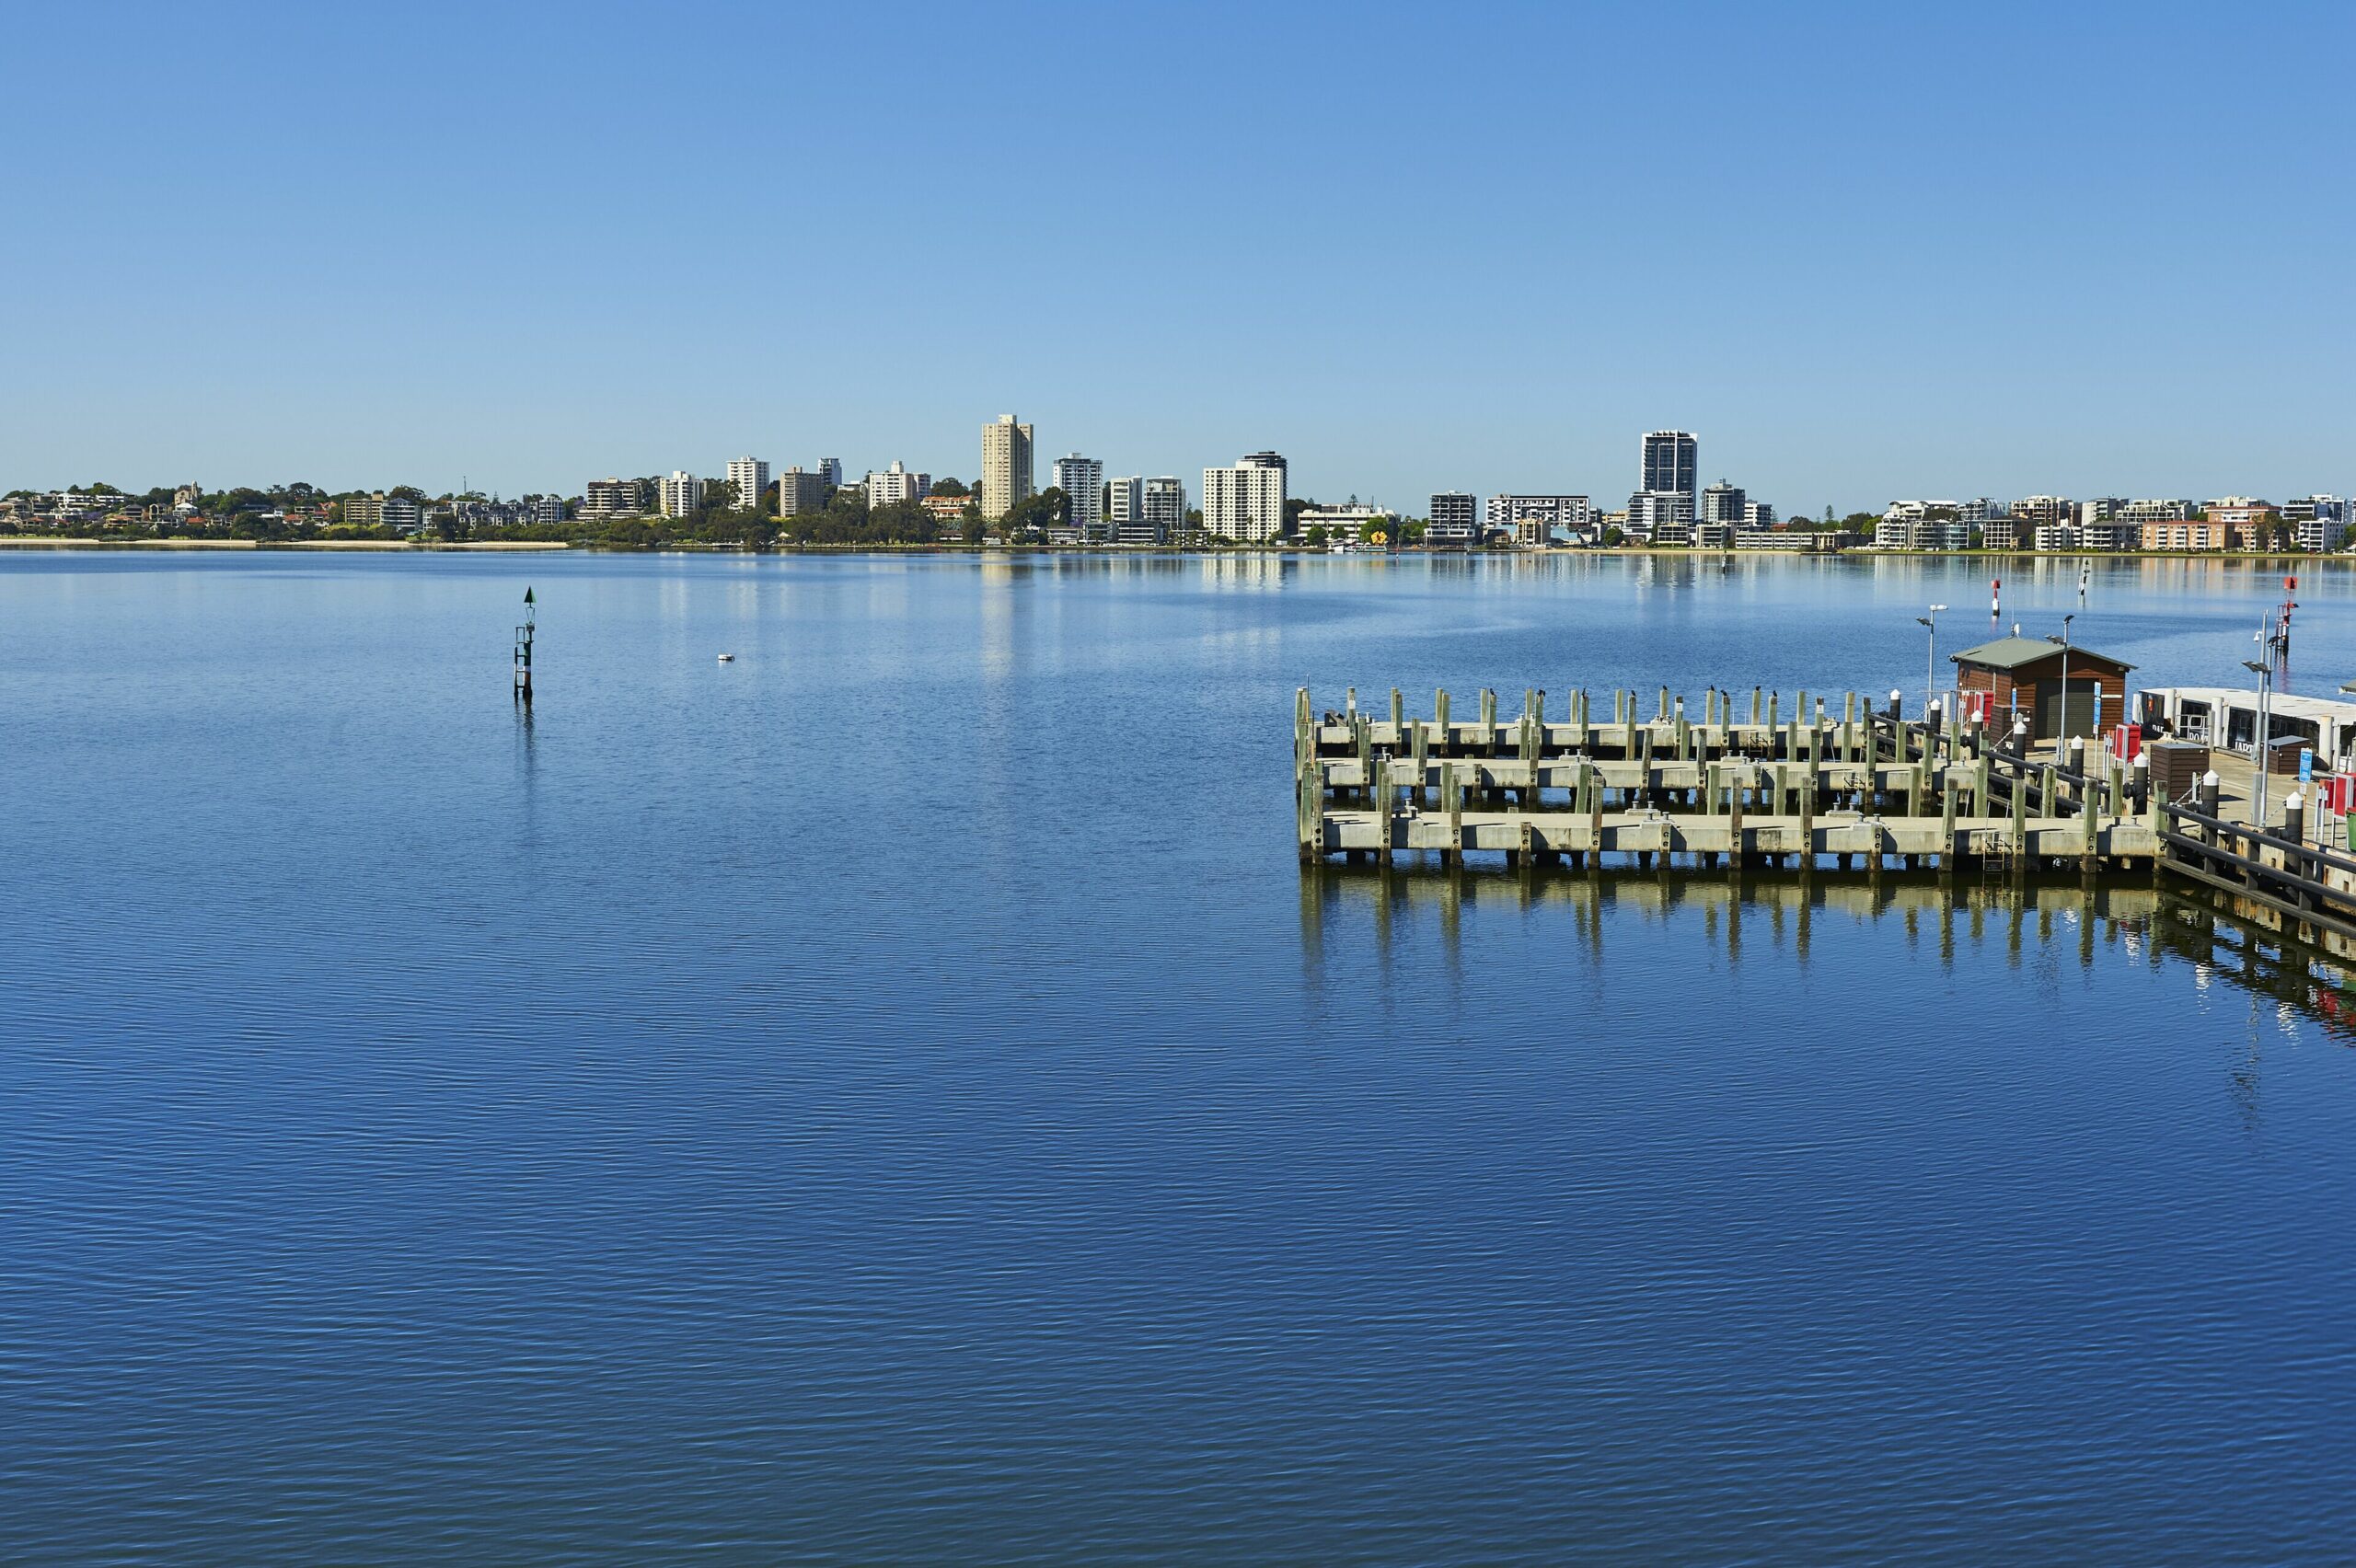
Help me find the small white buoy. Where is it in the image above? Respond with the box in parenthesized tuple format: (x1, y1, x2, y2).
(717, 653, 735, 663)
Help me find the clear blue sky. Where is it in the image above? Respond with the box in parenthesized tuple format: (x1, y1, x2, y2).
(6, 0, 2350, 513)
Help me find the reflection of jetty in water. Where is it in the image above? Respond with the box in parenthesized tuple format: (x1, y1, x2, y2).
(1299, 867, 2356, 1042)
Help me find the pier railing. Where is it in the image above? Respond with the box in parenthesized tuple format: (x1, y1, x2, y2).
(1294, 683, 2356, 949)
(1293, 685, 2154, 871)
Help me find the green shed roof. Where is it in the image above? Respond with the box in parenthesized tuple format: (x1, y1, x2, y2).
(1949, 636, 2135, 673)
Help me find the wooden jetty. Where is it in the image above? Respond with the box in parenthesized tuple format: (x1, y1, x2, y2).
(1292, 683, 2356, 947)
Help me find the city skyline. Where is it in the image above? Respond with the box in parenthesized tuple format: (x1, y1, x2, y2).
(5, 3, 2349, 510)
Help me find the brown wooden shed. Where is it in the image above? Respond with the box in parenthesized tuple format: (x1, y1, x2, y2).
(1950, 635, 2134, 741)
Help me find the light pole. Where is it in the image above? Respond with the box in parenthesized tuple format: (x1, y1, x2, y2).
(1914, 604, 1947, 715)
(2044, 613, 2075, 747)
(2243, 657, 2273, 827)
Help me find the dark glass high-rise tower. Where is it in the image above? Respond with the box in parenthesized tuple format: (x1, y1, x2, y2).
(1641, 431, 1698, 499)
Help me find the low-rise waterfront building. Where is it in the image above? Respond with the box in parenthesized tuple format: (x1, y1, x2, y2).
(2293, 495, 2349, 552)
(2142, 520, 2225, 550)
(1299, 505, 1392, 544)
(1883, 500, 1958, 524)
(583, 478, 648, 519)
(2207, 496, 2277, 526)
(1624, 490, 1692, 544)
(1486, 493, 1590, 542)
(2141, 518, 2284, 551)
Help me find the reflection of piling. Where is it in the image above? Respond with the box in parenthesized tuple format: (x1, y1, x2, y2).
(514, 586, 536, 705)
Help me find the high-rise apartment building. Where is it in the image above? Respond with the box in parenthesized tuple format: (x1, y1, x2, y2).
(341, 491, 385, 529)
(818, 458, 843, 488)
(1106, 476, 1144, 536)
(583, 478, 647, 519)
(1641, 431, 1698, 500)
(1743, 502, 1777, 528)
(981, 415, 1034, 521)
(1429, 491, 1476, 544)
(1052, 455, 1105, 541)
(380, 497, 422, 535)
(1700, 481, 1746, 526)
(1140, 477, 1185, 543)
(660, 471, 705, 515)
(725, 457, 769, 513)
(866, 460, 931, 508)
(1204, 454, 1286, 542)
(777, 467, 828, 516)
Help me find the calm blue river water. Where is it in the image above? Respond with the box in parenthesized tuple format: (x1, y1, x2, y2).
(4, 550, 2354, 1564)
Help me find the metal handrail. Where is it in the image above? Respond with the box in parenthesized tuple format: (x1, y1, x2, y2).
(2164, 802, 2356, 878)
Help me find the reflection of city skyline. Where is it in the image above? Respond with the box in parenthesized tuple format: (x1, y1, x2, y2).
(930, 548, 2345, 599)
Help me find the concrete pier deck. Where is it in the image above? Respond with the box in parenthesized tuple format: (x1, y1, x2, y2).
(1293, 683, 2356, 948)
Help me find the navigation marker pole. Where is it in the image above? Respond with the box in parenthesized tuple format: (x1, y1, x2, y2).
(514, 586, 536, 705)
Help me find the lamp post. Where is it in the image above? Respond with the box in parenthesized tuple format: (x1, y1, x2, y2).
(2044, 613, 2075, 747)
(1915, 604, 1947, 717)
(2243, 657, 2273, 827)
